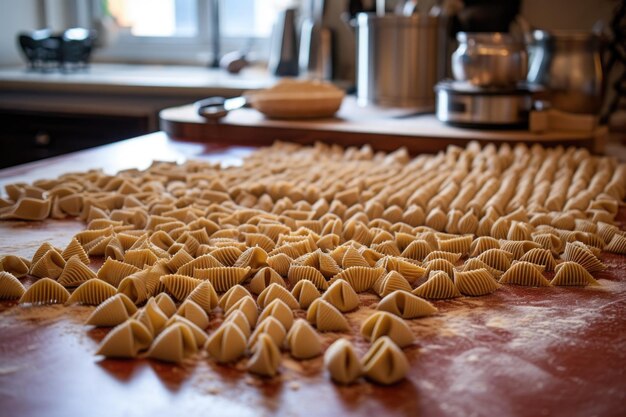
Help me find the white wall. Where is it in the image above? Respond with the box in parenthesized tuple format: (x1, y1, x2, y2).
(0, 0, 41, 67)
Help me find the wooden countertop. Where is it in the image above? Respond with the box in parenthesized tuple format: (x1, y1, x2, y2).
(0, 133, 625, 417)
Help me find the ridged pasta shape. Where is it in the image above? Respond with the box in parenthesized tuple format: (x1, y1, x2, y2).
(133, 298, 169, 336)
(57, 255, 97, 287)
(604, 233, 626, 255)
(219, 284, 252, 311)
(244, 233, 276, 253)
(423, 258, 456, 279)
(476, 249, 513, 271)
(400, 240, 433, 261)
(454, 268, 500, 296)
(331, 266, 385, 292)
(266, 253, 292, 277)
(423, 251, 462, 264)
(412, 271, 461, 299)
(204, 322, 247, 363)
(164, 249, 193, 273)
(176, 253, 223, 276)
(299, 250, 342, 278)
(249, 316, 287, 348)
(437, 235, 472, 256)
(461, 257, 502, 279)
(550, 262, 599, 286)
(0, 197, 51, 221)
(287, 265, 329, 290)
(165, 315, 208, 348)
(61, 238, 90, 265)
(249, 267, 286, 295)
(30, 249, 66, 279)
(97, 258, 141, 288)
(31, 243, 58, 265)
(257, 298, 294, 331)
(160, 274, 203, 301)
(324, 338, 361, 384)
(499, 240, 542, 260)
(186, 281, 219, 313)
(532, 233, 564, 254)
(291, 279, 321, 309)
(67, 278, 117, 305)
(247, 333, 281, 377)
(176, 299, 210, 329)
(123, 249, 158, 269)
(377, 290, 437, 319)
(95, 319, 153, 358)
(233, 246, 268, 273)
(360, 311, 415, 348)
(154, 292, 177, 317)
(225, 296, 258, 327)
(209, 246, 243, 267)
(257, 283, 300, 310)
(341, 246, 370, 268)
(377, 257, 426, 285)
(19, 278, 70, 305)
(362, 336, 409, 385)
(373, 271, 412, 298)
(0, 271, 26, 299)
(86, 293, 138, 327)
(562, 242, 606, 272)
(0, 255, 30, 278)
(223, 309, 251, 338)
(286, 319, 322, 359)
(518, 248, 557, 271)
(306, 298, 349, 332)
(469, 237, 500, 257)
(117, 273, 149, 305)
(499, 261, 551, 287)
(194, 267, 251, 292)
(146, 322, 198, 363)
(321, 280, 360, 312)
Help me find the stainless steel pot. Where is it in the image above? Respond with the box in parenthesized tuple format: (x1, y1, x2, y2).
(356, 13, 447, 109)
(451, 32, 528, 87)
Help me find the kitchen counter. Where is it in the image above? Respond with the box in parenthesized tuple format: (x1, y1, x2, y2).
(0, 132, 625, 417)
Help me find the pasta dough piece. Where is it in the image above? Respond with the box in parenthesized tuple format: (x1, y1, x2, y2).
(147, 322, 198, 363)
(298, 249, 342, 278)
(61, 238, 90, 265)
(57, 255, 97, 287)
(362, 336, 409, 385)
(460, 258, 502, 279)
(324, 338, 361, 384)
(164, 315, 208, 348)
(437, 235, 472, 256)
(133, 298, 169, 335)
(164, 249, 194, 273)
(562, 242, 606, 272)
(321, 280, 360, 312)
(423, 251, 462, 264)
(518, 248, 557, 271)
(0, 255, 30, 278)
(341, 246, 370, 268)
(291, 279, 321, 309)
(30, 249, 66, 279)
(209, 246, 243, 267)
(423, 258, 456, 279)
(412, 271, 461, 299)
(376, 257, 425, 285)
(499, 240, 542, 260)
(116, 272, 149, 305)
(360, 311, 414, 348)
(154, 293, 177, 317)
(400, 239, 434, 261)
(257, 298, 294, 331)
(19, 278, 70, 305)
(605, 233, 626, 254)
(266, 253, 292, 277)
(249, 316, 287, 348)
(532, 233, 563, 255)
(306, 299, 349, 332)
(86, 293, 138, 326)
(469, 237, 500, 257)
(287, 265, 329, 290)
(0, 197, 51, 220)
(286, 319, 322, 359)
(123, 249, 158, 269)
(205, 322, 248, 363)
(499, 261, 551, 287)
(0, 271, 26, 299)
(95, 319, 153, 358)
(219, 285, 252, 311)
(373, 271, 412, 298)
(225, 296, 258, 327)
(186, 281, 219, 313)
(176, 253, 224, 276)
(247, 333, 281, 377)
(454, 268, 500, 296)
(223, 309, 252, 338)
(176, 299, 210, 329)
(97, 259, 141, 288)
(377, 290, 437, 319)
(257, 283, 300, 310)
(194, 267, 251, 292)
(249, 267, 286, 294)
(550, 262, 599, 286)
(233, 246, 268, 273)
(160, 274, 203, 301)
(476, 249, 513, 271)
(331, 266, 385, 292)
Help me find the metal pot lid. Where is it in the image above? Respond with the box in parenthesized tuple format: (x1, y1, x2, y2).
(435, 80, 534, 96)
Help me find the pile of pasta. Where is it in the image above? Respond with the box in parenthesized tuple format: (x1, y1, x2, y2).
(1, 140, 626, 385)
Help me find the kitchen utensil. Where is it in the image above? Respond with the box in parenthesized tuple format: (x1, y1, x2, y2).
(268, 8, 299, 76)
(451, 32, 528, 87)
(356, 12, 447, 109)
(299, 0, 333, 80)
(527, 30, 604, 114)
(195, 96, 247, 120)
(435, 80, 533, 128)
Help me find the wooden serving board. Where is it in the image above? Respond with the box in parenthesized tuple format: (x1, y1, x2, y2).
(159, 97, 607, 154)
(0, 133, 625, 417)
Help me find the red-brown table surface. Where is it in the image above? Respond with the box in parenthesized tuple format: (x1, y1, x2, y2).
(0, 132, 624, 417)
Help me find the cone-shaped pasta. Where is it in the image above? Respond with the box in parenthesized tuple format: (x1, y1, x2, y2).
(412, 271, 461, 299)
(605, 233, 626, 254)
(341, 246, 370, 268)
(0, 271, 26, 299)
(532, 233, 563, 254)
(377, 290, 437, 319)
(460, 257, 502, 279)
(298, 249, 342, 278)
(165, 315, 208, 348)
(176, 299, 209, 329)
(123, 249, 158, 269)
(562, 242, 606, 272)
(249, 267, 286, 295)
(499, 261, 551, 287)
(97, 258, 141, 288)
(160, 274, 203, 301)
(321, 280, 360, 312)
(499, 240, 541, 260)
(165, 249, 193, 273)
(57, 255, 97, 287)
(362, 336, 409, 385)
(400, 240, 433, 261)
(219, 284, 252, 311)
(205, 322, 247, 363)
(19, 278, 70, 305)
(550, 261, 599, 286)
(257, 283, 300, 310)
(176, 253, 223, 276)
(291, 279, 321, 309)
(423, 258, 456, 282)
(437, 235, 472, 256)
(30, 249, 66, 279)
(61, 238, 90, 265)
(0, 197, 51, 221)
(223, 309, 251, 338)
(257, 298, 294, 330)
(194, 267, 250, 292)
(373, 270, 412, 297)
(86, 293, 138, 326)
(518, 248, 556, 271)
(233, 246, 268, 273)
(0, 255, 30, 278)
(209, 246, 242, 267)
(244, 233, 276, 253)
(423, 251, 462, 264)
(266, 253, 292, 277)
(133, 298, 168, 335)
(31, 242, 59, 265)
(147, 322, 197, 363)
(360, 311, 414, 348)
(306, 299, 349, 332)
(287, 265, 329, 290)
(454, 268, 499, 296)
(247, 333, 281, 377)
(476, 249, 513, 271)
(469, 236, 500, 257)
(286, 319, 321, 359)
(155, 293, 177, 317)
(225, 296, 258, 327)
(378, 257, 426, 285)
(186, 281, 219, 313)
(95, 319, 153, 358)
(117, 273, 149, 305)
(324, 338, 361, 384)
(249, 316, 287, 348)
(331, 266, 385, 292)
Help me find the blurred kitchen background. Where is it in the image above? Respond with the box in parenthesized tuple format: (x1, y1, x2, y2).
(0, 0, 624, 168)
